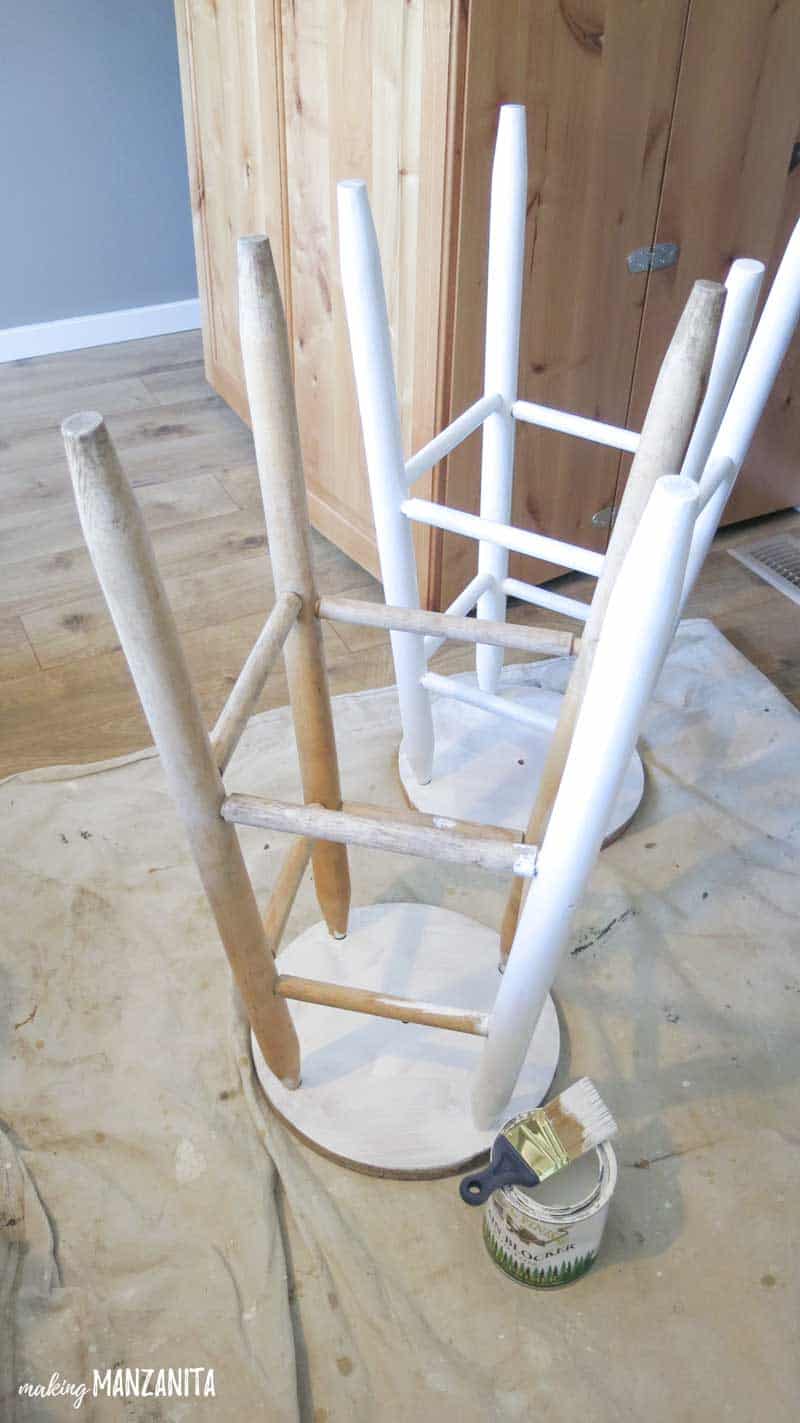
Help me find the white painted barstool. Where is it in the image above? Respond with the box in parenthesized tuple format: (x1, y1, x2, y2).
(499, 191, 800, 962)
(337, 103, 799, 844)
(58, 234, 753, 1177)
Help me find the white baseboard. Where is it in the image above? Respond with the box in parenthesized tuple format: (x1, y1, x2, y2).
(0, 296, 201, 363)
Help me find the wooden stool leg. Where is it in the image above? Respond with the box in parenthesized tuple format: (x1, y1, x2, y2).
(62, 413, 301, 1087)
(238, 236, 351, 939)
(499, 279, 725, 963)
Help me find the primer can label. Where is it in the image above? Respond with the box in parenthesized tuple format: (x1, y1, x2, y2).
(483, 1140, 617, 1288)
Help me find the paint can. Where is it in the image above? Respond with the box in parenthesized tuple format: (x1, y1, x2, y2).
(482, 1136, 617, 1288)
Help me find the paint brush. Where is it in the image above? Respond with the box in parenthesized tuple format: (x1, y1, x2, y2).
(459, 1078, 617, 1205)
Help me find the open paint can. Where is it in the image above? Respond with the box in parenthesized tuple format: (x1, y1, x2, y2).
(483, 1138, 617, 1288)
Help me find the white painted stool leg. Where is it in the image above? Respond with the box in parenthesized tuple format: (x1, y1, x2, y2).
(716, 217, 800, 467)
(62, 413, 301, 1088)
(337, 180, 434, 784)
(498, 280, 724, 961)
(681, 215, 800, 611)
(472, 475, 700, 1129)
(476, 104, 527, 694)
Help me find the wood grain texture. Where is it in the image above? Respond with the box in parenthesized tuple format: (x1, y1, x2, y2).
(0, 617, 37, 682)
(281, 0, 455, 585)
(174, 0, 289, 397)
(738, 146, 800, 523)
(317, 594, 577, 656)
(621, 0, 800, 523)
(238, 236, 351, 938)
(263, 835, 313, 956)
(174, 1, 800, 607)
(342, 798, 518, 846)
(274, 974, 489, 1036)
(438, 0, 692, 603)
(221, 794, 535, 878)
(174, 0, 458, 587)
(61, 412, 301, 1087)
(211, 589, 302, 772)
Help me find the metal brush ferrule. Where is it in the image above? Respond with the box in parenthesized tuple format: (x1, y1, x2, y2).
(505, 1110, 569, 1182)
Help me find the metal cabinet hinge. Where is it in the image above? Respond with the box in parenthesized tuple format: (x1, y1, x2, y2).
(591, 504, 615, 529)
(627, 242, 679, 274)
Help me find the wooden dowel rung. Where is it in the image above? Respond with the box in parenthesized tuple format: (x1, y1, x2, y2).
(316, 595, 577, 658)
(221, 795, 537, 878)
(342, 799, 521, 844)
(424, 571, 495, 658)
(211, 591, 302, 772)
(263, 835, 313, 955)
(274, 974, 489, 1036)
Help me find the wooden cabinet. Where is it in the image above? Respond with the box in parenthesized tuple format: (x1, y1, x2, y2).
(175, 0, 800, 608)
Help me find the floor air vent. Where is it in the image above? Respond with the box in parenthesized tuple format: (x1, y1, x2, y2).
(729, 534, 800, 607)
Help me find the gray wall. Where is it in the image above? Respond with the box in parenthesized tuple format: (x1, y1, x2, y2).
(1, 1, 197, 328)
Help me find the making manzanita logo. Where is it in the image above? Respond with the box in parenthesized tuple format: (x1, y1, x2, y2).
(18, 1367, 216, 1409)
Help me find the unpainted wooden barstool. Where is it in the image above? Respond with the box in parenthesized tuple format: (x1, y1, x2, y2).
(63, 235, 738, 1176)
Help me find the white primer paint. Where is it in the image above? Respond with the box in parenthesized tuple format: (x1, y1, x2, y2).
(475, 105, 527, 692)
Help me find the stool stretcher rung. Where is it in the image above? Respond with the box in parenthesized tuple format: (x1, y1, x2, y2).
(424, 571, 493, 658)
(421, 671, 557, 733)
(511, 399, 640, 452)
(317, 594, 577, 657)
(263, 835, 313, 955)
(502, 576, 590, 624)
(403, 393, 502, 485)
(275, 974, 489, 1036)
(211, 590, 302, 772)
(400, 496, 605, 577)
(342, 798, 521, 845)
(221, 794, 537, 877)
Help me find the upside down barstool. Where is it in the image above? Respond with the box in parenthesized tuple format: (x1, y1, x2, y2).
(63, 232, 756, 1176)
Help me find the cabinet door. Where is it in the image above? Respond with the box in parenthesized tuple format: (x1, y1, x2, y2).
(279, 0, 455, 582)
(621, 0, 800, 524)
(437, 0, 691, 607)
(174, 0, 287, 415)
(177, 0, 457, 586)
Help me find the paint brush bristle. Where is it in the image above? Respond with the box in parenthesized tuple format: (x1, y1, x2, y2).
(504, 1077, 617, 1183)
(543, 1077, 618, 1160)
(460, 1077, 617, 1205)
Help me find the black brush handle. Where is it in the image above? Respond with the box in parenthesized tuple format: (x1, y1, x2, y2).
(459, 1136, 540, 1205)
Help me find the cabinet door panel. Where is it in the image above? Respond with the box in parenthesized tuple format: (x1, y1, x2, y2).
(175, 0, 287, 415)
(438, 0, 690, 606)
(733, 152, 800, 522)
(621, 0, 800, 522)
(280, 0, 455, 581)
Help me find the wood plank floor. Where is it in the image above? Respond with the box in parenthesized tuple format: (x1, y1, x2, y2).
(1, 329, 798, 779)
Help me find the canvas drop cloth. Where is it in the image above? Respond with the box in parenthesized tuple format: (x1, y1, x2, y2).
(2, 619, 799, 1421)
